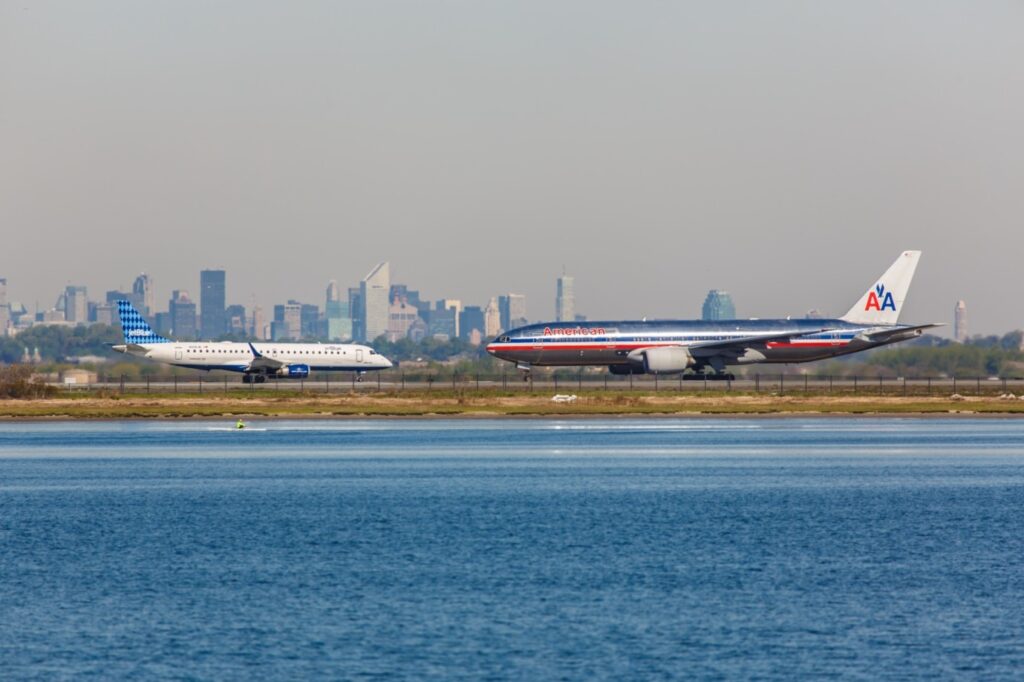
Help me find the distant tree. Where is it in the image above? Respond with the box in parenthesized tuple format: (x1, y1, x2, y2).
(0, 364, 56, 398)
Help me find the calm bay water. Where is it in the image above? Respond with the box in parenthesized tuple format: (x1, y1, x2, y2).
(2, 418, 1024, 679)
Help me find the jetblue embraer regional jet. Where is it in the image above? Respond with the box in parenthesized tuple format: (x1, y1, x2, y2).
(112, 300, 392, 383)
(487, 251, 940, 379)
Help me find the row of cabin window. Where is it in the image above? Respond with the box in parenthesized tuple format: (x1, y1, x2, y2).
(189, 348, 349, 355)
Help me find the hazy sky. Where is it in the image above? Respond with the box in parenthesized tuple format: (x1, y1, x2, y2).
(3, 1, 1022, 334)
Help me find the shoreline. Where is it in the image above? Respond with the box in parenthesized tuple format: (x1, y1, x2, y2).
(2, 392, 1024, 420)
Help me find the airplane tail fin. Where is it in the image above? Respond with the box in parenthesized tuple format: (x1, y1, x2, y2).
(840, 251, 921, 326)
(116, 300, 172, 344)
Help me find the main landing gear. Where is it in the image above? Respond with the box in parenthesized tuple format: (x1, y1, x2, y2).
(242, 374, 267, 384)
(516, 362, 532, 382)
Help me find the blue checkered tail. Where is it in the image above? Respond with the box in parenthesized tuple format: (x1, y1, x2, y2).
(116, 300, 172, 344)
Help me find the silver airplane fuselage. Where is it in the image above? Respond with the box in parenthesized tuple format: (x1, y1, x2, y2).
(486, 319, 924, 370)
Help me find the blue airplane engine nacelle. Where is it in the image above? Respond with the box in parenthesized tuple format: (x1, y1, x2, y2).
(279, 364, 310, 379)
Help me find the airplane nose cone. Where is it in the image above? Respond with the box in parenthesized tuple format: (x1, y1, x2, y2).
(383, 357, 393, 368)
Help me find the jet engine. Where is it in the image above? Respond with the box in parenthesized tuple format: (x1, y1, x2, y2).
(627, 346, 694, 374)
(277, 364, 310, 379)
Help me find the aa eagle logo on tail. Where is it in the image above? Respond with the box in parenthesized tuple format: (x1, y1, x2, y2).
(865, 284, 896, 312)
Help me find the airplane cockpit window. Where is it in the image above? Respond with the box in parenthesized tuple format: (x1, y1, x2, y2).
(499, 336, 510, 343)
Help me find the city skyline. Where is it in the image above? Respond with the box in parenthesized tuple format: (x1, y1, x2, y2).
(0, 262, 1007, 344)
(3, 3, 1022, 336)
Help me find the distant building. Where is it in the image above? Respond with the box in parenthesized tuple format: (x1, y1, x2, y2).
(225, 304, 247, 335)
(272, 301, 302, 340)
(94, 304, 115, 326)
(301, 304, 320, 339)
(360, 262, 390, 343)
(0, 277, 9, 337)
(200, 269, 226, 339)
(132, 273, 154, 316)
(169, 290, 197, 339)
(441, 299, 463, 338)
(349, 287, 364, 342)
(387, 297, 420, 341)
(64, 285, 88, 324)
(250, 305, 267, 340)
(428, 302, 457, 340)
(459, 306, 485, 344)
(325, 280, 352, 341)
(954, 300, 968, 342)
(499, 294, 527, 330)
(484, 297, 501, 337)
(154, 312, 172, 337)
(556, 275, 574, 322)
(105, 290, 131, 305)
(390, 285, 422, 313)
(702, 290, 735, 321)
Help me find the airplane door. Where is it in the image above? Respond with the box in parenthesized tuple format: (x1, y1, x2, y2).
(174, 347, 183, 360)
(356, 349, 364, 363)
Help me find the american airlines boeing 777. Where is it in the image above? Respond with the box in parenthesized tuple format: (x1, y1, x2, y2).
(487, 251, 939, 379)
(112, 300, 392, 382)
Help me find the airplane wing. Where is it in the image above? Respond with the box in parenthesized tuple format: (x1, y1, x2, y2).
(245, 343, 284, 371)
(687, 329, 828, 359)
(860, 323, 945, 344)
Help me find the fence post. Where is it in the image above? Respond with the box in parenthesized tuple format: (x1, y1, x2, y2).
(779, 373, 784, 395)
(928, 377, 932, 395)
(326, 373, 330, 394)
(804, 375, 808, 393)
(853, 376, 857, 394)
(378, 372, 381, 391)
(953, 376, 957, 394)
(578, 369, 582, 392)
(120, 373, 125, 394)
(198, 375, 202, 394)
(755, 373, 760, 392)
(147, 376, 151, 394)
(903, 376, 907, 397)
(224, 376, 228, 393)
(829, 375, 833, 393)
(654, 374, 658, 392)
(174, 374, 177, 394)
(629, 373, 633, 390)
(879, 376, 883, 395)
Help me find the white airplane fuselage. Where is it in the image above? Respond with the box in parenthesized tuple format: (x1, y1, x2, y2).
(114, 341, 392, 376)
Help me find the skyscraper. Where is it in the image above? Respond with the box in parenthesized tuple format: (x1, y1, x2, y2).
(499, 294, 527, 330)
(702, 290, 736, 320)
(556, 275, 574, 322)
(484, 297, 501, 337)
(441, 299, 463, 338)
(349, 287, 364, 342)
(0, 278, 9, 337)
(360, 262, 390, 343)
(459, 306, 485, 343)
(250, 305, 267, 340)
(200, 269, 226, 339)
(169, 290, 197, 339)
(325, 280, 352, 341)
(225, 304, 247, 335)
(132, 273, 153, 316)
(64, 285, 88, 324)
(954, 300, 968, 342)
(272, 302, 302, 340)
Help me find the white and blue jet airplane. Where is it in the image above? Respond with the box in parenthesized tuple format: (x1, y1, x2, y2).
(112, 300, 392, 383)
(487, 251, 941, 379)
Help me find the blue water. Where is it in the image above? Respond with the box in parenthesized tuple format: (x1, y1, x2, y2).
(2, 418, 1024, 679)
